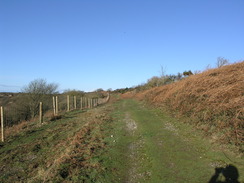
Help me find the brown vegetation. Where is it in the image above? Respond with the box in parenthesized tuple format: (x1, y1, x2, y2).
(33, 109, 112, 182)
(0, 104, 113, 182)
(132, 62, 244, 149)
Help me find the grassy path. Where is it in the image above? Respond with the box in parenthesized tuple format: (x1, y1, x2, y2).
(105, 99, 244, 183)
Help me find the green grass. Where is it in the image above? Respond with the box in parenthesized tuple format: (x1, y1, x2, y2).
(0, 109, 87, 182)
(0, 105, 118, 182)
(98, 101, 133, 182)
(101, 99, 244, 183)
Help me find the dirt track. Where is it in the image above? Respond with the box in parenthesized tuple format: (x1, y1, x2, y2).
(110, 99, 244, 183)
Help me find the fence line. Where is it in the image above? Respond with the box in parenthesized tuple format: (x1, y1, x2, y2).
(55, 96, 59, 115)
(1, 106, 4, 142)
(80, 97, 83, 110)
(74, 96, 76, 109)
(53, 96, 56, 115)
(0, 92, 110, 142)
(39, 102, 43, 124)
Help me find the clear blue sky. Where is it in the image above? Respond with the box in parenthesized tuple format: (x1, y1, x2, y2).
(1, 0, 243, 92)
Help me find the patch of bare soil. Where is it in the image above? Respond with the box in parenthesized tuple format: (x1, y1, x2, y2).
(163, 122, 179, 136)
(125, 112, 137, 134)
(124, 112, 146, 183)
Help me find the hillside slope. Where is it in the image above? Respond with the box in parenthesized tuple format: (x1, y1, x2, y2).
(0, 107, 113, 182)
(134, 62, 244, 149)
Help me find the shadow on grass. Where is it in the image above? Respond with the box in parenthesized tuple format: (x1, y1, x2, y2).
(208, 164, 240, 183)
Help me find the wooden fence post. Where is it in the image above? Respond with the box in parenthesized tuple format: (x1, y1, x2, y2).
(83, 97, 85, 108)
(74, 96, 77, 110)
(67, 95, 70, 112)
(56, 96, 58, 115)
(88, 98, 91, 109)
(1, 106, 4, 142)
(80, 97, 83, 110)
(106, 92, 110, 102)
(53, 96, 56, 115)
(39, 102, 43, 124)
(92, 98, 95, 108)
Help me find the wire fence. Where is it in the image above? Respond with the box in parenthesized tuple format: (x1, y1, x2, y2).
(0, 93, 110, 142)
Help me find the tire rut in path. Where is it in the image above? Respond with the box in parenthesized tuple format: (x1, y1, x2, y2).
(124, 112, 144, 183)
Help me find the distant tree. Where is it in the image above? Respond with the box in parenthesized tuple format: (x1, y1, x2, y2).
(94, 88, 106, 98)
(23, 79, 58, 94)
(95, 88, 104, 92)
(147, 76, 160, 87)
(183, 70, 193, 77)
(63, 89, 84, 96)
(160, 66, 167, 78)
(160, 66, 168, 83)
(177, 72, 183, 80)
(113, 87, 132, 94)
(216, 57, 229, 68)
(205, 64, 212, 71)
(22, 79, 58, 118)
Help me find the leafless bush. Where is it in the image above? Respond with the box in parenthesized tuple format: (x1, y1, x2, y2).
(216, 57, 229, 68)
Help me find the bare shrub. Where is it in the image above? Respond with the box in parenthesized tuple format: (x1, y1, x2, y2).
(216, 57, 229, 68)
(21, 79, 58, 118)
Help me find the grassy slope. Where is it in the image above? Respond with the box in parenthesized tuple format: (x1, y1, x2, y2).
(0, 107, 114, 182)
(0, 110, 83, 182)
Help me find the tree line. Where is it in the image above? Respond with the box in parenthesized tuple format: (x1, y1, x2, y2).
(114, 57, 230, 93)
